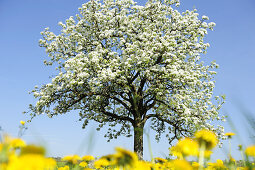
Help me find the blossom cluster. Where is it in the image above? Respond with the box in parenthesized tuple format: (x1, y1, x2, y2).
(28, 0, 225, 148)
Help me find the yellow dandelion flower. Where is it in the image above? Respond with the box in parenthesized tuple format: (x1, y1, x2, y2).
(79, 161, 88, 167)
(58, 165, 69, 170)
(20, 144, 45, 156)
(177, 137, 199, 156)
(207, 159, 226, 169)
(82, 155, 95, 161)
(245, 145, 255, 157)
(113, 147, 138, 168)
(152, 163, 163, 170)
(10, 138, 26, 148)
(20, 121, 25, 125)
(0, 163, 8, 170)
(169, 145, 183, 159)
(225, 132, 235, 139)
(101, 154, 115, 161)
(134, 160, 152, 170)
(195, 129, 218, 150)
(229, 155, 236, 163)
(94, 158, 110, 169)
(62, 155, 81, 164)
(192, 162, 200, 170)
(204, 150, 213, 159)
(154, 157, 167, 164)
(7, 154, 56, 170)
(166, 159, 192, 170)
(169, 138, 199, 159)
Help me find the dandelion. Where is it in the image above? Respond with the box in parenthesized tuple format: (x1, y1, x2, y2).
(201, 150, 213, 159)
(58, 165, 69, 170)
(192, 162, 200, 170)
(166, 159, 193, 170)
(170, 137, 199, 159)
(82, 155, 95, 161)
(207, 159, 226, 169)
(20, 145, 45, 156)
(62, 155, 81, 164)
(7, 154, 56, 170)
(229, 155, 236, 163)
(94, 158, 110, 169)
(225, 132, 235, 139)
(113, 147, 138, 168)
(170, 145, 183, 159)
(195, 130, 218, 169)
(10, 138, 26, 148)
(178, 138, 199, 156)
(20, 121, 25, 125)
(100, 154, 115, 162)
(225, 132, 235, 159)
(154, 157, 167, 164)
(245, 145, 255, 157)
(79, 161, 88, 167)
(195, 130, 218, 150)
(135, 160, 152, 170)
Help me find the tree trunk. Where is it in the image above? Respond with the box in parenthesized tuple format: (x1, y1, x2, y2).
(134, 123, 144, 160)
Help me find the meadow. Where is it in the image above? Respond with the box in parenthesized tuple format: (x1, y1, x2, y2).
(0, 120, 255, 170)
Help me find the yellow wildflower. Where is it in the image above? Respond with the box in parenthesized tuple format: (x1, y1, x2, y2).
(79, 161, 88, 167)
(113, 147, 138, 168)
(134, 160, 152, 170)
(62, 155, 81, 164)
(170, 145, 183, 159)
(0, 163, 7, 170)
(58, 165, 69, 170)
(7, 154, 56, 170)
(245, 145, 255, 157)
(166, 159, 192, 170)
(225, 132, 235, 139)
(178, 138, 199, 156)
(82, 155, 95, 161)
(229, 155, 236, 163)
(170, 137, 199, 158)
(154, 157, 167, 164)
(20, 145, 45, 155)
(207, 159, 227, 169)
(204, 150, 213, 159)
(195, 129, 218, 150)
(20, 120, 25, 125)
(151, 163, 162, 170)
(192, 162, 200, 170)
(94, 158, 110, 169)
(10, 138, 26, 148)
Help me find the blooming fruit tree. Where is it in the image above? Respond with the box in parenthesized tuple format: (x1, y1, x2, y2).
(27, 0, 225, 159)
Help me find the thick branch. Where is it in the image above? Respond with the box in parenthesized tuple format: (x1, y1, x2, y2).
(100, 108, 134, 124)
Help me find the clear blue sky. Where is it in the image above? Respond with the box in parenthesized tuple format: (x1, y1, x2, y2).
(0, 0, 254, 161)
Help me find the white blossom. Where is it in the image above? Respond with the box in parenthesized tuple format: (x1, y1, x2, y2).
(27, 0, 225, 155)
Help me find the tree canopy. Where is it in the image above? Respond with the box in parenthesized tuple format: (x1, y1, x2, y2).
(27, 0, 225, 159)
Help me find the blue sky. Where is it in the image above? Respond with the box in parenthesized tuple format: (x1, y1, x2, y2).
(0, 0, 255, 161)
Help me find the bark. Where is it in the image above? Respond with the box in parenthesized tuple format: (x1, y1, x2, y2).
(134, 123, 144, 160)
